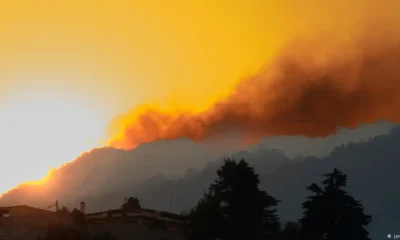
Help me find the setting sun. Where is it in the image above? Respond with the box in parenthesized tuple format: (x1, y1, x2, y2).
(0, 92, 107, 191)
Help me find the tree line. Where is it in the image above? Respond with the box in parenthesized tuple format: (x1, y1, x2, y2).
(185, 158, 371, 240)
(41, 157, 371, 240)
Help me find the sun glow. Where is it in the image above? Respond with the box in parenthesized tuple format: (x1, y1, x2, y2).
(0, 93, 107, 192)
(20, 167, 56, 186)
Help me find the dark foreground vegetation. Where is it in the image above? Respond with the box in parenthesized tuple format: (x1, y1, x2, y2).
(185, 159, 371, 240)
(39, 158, 370, 240)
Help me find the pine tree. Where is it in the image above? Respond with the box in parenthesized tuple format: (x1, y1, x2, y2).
(121, 197, 141, 210)
(188, 159, 280, 240)
(299, 168, 371, 240)
(187, 192, 230, 240)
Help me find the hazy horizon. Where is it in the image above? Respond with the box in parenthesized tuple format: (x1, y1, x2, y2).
(0, 120, 395, 195)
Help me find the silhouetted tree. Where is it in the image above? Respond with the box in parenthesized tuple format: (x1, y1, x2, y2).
(187, 159, 280, 240)
(57, 206, 70, 215)
(279, 221, 300, 240)
(299, 168, 371, 240)
(187, 192, 230, 240)
(122, 197, 141, 210)
(71, 208, 87, 233)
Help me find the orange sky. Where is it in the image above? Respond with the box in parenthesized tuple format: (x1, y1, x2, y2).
(0, 0, 399, 193)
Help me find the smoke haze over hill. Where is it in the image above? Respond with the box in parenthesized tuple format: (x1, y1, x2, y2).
(0, 122, 398, 239)
(109, 29, 400, 151)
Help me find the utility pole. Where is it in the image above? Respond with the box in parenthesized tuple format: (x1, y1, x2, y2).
(48, 200, 59, 212)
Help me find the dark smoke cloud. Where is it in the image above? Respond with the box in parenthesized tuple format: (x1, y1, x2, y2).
(110, 30, 400, 149)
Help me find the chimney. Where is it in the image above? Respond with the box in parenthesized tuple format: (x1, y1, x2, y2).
(80, 201, 86, 214)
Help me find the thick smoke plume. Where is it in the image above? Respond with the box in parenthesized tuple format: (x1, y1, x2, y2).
(110, 31, 400, 150)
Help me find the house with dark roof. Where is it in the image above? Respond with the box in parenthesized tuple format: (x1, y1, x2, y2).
(0, 205, 71, 240)
(85, 208, 186, 240)
(0, 205, 186, 240)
